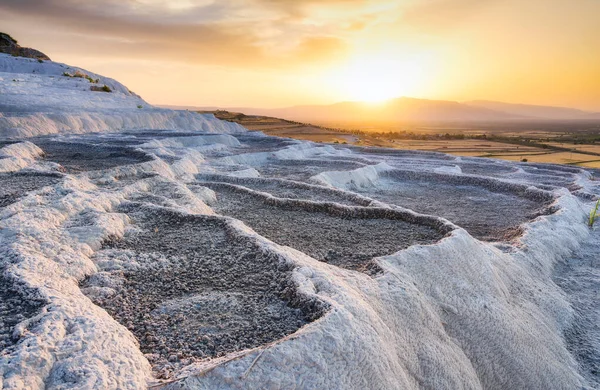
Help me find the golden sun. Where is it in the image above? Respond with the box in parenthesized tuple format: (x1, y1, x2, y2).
(338, 57, 426, 103)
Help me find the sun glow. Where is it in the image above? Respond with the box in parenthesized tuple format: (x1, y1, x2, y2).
(335, 57, 427, 103)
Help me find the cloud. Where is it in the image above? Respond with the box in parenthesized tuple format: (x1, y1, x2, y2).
(399, 0, 495, 30)
(0, 0, 510, 69)
(0, 0, 353, 68)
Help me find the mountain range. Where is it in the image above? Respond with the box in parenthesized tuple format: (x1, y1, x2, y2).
(163, 97, 600, 123)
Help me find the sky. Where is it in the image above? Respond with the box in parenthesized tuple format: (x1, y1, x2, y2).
(1, 0, 600, 110)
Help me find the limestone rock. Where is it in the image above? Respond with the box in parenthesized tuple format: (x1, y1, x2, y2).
(0, 32, 51, 61)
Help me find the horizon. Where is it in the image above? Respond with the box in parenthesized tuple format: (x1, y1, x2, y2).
(158, 96, 600, 113)
(2, 0, 599, 111)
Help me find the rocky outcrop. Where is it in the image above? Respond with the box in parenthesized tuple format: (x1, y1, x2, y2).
(0, 32, 51, 61)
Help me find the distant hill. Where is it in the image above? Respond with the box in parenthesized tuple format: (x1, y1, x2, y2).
(161, 98, 521, 124)
(266, 97, 524, 123)
(161, 98, 600, 124)
(466, 100, 600, 120)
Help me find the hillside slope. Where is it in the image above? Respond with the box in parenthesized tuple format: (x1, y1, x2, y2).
(0, 53, 244, 138)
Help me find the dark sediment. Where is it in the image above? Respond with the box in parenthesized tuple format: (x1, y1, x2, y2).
(230, 134, 296, 153)
(206, 184, 445, 274)
(0, 269, 47, 352)
(81, 204, 326, 379)
(32, 139, 153, 173)
(254, 158, 367, 181)
(344, 145, 455, 161)
(364, 170, 555, 241)
(458, 162, 518, 176)
(195, 174, 373, 206)
(0, 172, 62, 208)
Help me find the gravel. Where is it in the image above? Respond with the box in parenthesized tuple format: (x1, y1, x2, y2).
(0, 172, 63, 208)
(458, 162, 518, 176)
(81, 204, 326, 379)
(513, 166, 578, 187)
(363, 176, 552, 241)
(121, 130, 218, 139)
(195, 175, 372, 206)
(229, 134, 296, 153)
(0, 269, 47, 352)
(54, 131, 223, 148)
(31, 139, 153, 173)
(255, 158, 367, 181)
(344, 145, 455, 160)
(208, 185, 444, 274)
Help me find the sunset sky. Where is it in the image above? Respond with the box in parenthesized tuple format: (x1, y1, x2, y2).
(1, 0, 599, 110)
